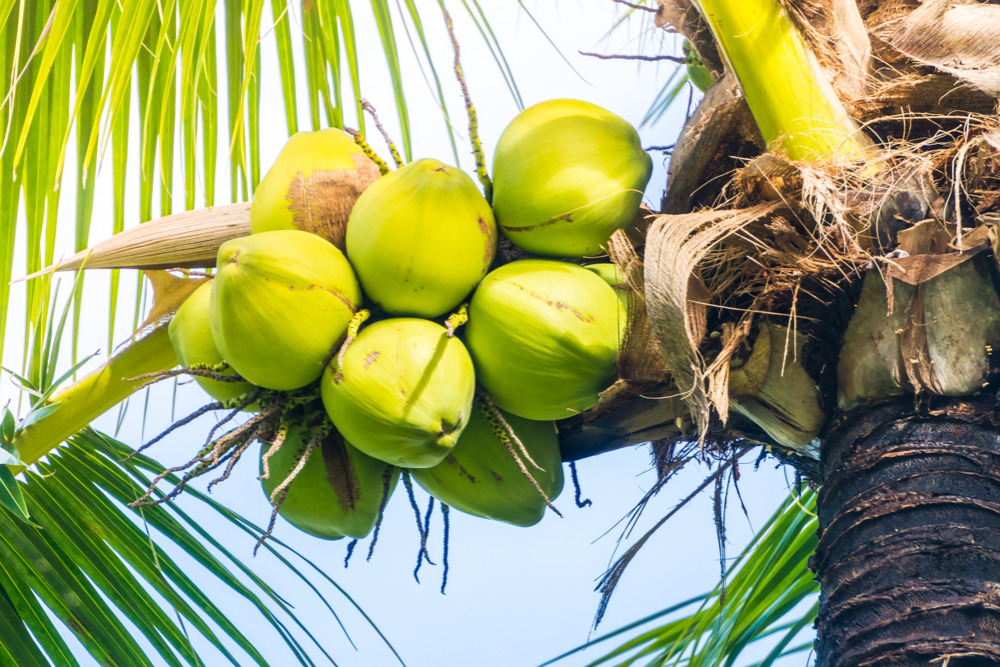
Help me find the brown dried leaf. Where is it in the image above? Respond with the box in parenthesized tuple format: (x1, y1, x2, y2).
(644, 202, 782, 439)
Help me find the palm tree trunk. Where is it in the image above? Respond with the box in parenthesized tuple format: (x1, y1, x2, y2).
(814, 398, 1000, 666)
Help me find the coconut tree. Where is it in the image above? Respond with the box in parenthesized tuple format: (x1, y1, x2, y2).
(8, 0, 998, 664)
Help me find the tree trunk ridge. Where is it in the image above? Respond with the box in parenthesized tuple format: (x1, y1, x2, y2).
(815, 399, 1000, 666)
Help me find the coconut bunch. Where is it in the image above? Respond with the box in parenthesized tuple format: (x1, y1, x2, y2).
(156, 100, 651, 538)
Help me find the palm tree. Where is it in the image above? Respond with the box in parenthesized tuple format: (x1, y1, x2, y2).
(9, 0, 996, 664)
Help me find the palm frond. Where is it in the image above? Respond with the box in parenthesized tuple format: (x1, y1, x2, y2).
(0, 426, 400, 666)
(547, 490, 819, 667)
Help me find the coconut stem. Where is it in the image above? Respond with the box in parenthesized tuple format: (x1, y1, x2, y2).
(444, 303, 468, 337)
(476, 393, 562, 517)
(130, 395, 283, 508)
(123, 399, 227, 461)
(477, 391, 542, 471)
(440, 503, 451, 594)
(259, 425, 288, 482)
(361, 100, 404, 168)
(128, 364, 248, 390)
(439, 0, 492, 201)
(345, 128, 391, 175)
(367, 466, 397, 562)
(255, 425, 326, 554)
(569, 461, 592, 508)
(403, 472, 437, 583)
(333, 309, 371, 382)
(267, 426, 325, 505)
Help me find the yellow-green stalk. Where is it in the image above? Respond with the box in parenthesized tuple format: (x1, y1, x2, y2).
(12, 325, 178, 465)
(694, 0, 869, 161)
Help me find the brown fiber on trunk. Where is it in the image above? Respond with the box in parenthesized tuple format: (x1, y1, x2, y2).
(814, 398, 1000, 666)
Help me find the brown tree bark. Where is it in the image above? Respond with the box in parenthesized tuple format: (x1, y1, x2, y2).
(814, 398, 1000, 666)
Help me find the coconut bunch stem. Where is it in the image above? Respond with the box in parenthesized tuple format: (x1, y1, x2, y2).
(345, 128, 391, 175)
(444, 303, 468, 337)
(129, 393, 287, 508)
(362, 100, 404, 168)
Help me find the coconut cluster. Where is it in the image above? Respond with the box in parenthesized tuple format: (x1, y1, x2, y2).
(167, 99, 650, 539)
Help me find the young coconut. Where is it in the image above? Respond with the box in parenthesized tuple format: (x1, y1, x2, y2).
(250, 129, 381, 249)
(411, 404, 564, 527)
(465, 259, 624, 421)
(168, 281, 256, 404)
(211, 230, 362, 391)
(321, 318, 476, 468)
(259, 421, 397, 540)
(491, 99, 652, 257)
(585, 262, 630, 313)
(345, 159, 496, 318)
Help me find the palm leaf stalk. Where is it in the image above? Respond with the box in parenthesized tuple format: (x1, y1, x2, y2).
(693, 0, 868, 161)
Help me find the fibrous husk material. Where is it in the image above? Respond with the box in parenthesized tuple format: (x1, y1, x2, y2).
(887, 0, 1000, 97)
(643, 202, 784, 439)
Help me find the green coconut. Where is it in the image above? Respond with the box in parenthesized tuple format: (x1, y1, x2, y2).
(250, 129, 381, 249)
(585, 262, 630, 313)
(465, 259, 624, 420)
(411, 405, 563, 527)
(211, 230, 361, 391)
(321, 318, 476, 468)
(345, 158, 496, 317)
(168, 281, 255, 404)
(259, 423, 397, 540)
(491, 99, 652, 257)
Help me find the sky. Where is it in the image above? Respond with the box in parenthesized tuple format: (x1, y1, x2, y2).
(2, 1, 811, 665)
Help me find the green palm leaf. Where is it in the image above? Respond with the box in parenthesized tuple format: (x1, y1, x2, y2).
(0, 426, 401, 666)
(547, 490, 819, 667)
